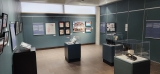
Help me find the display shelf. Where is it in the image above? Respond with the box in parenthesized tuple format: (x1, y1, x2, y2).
(115, 55, 148, 64)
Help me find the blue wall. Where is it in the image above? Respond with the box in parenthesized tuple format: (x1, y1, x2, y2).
(100, 0, 160, 63)
(0, 0, 23, 74)
(21, 14, 96, 49)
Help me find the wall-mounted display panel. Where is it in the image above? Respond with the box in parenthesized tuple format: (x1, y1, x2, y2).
(33, 23, 44, 35)
(45, 23, 56, 35)
(73, 21, 85, 32)
(145, 20, 160, 39)
(100, 22, 106, 33)
(2, 13, 8, 28)
(10, 23, 17, 51)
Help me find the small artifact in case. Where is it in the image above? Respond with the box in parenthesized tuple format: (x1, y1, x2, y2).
(126, 53, 137, 61)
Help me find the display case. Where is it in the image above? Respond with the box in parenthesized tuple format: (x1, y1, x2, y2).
(64, 36, 81, 63)
(105, 33, 123, 45)
(65, 36, 81, 44)
(115, 39, 150, 62)
(114, 39, 150, 74)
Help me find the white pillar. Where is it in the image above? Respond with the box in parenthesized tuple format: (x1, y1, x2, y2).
(96, 6, 100, 45)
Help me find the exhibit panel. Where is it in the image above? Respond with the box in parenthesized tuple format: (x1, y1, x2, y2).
(22, 14, 96, 48)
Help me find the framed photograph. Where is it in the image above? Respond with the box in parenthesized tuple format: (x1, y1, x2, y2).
(0, 38, 5, 55)
(3, 31, 9, 46)
(2, 13, 8, 28)
(0, 18, 3, 33)
(106, 23, 116, 32)
(59, 22, 64, 28)
(85, 21, 92, 27)
(65, 29, 70, 35)
(73, 21, 85, 32)
(85, 27, 92, 33)
(65, 21, 70, 28)
(59, 29, 64, 36)
(15, 21, 19, 35)
(19, 22, 23, 32)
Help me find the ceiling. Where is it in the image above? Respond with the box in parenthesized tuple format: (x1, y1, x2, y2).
(19, 0, 121, 6)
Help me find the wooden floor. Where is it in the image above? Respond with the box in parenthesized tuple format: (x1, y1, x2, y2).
(36, 44, 160, 74)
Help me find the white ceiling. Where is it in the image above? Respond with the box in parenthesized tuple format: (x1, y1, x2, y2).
(19, 0, 121, 6)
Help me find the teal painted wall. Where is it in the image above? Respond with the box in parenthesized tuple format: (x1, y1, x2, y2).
(21, 14, 96, 49)
(0, 0, 23, 74)
(100, 0, 160, 63)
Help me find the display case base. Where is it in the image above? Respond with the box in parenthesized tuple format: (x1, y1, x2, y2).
(103, 59, 114, 66)
(65, 57, 80, 63)
(114, 56, 150, 74)
(103, 43, 123, 66)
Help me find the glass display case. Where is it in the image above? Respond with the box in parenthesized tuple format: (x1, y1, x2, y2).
(105, 32, 123, 45)
(65, 36, 81, 45)
(115, 39, 150, 62)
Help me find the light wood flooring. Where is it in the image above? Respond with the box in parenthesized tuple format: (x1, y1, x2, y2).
(36, 44, 160, 74)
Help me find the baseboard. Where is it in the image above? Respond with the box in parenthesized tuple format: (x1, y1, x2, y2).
(36, 43, 95, 50)
(151, 60, 160, 64)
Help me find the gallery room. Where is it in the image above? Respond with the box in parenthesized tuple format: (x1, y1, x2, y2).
(0, 0, 160, 74)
